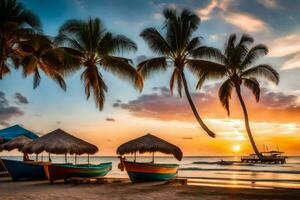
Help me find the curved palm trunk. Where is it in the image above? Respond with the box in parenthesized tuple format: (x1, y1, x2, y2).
(180, 71, 216, 138)
(235, 85, 262, 160)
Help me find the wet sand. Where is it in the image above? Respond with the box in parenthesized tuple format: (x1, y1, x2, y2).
(1, 178, 300, 200)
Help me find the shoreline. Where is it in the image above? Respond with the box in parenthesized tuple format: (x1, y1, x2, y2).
(1, 178, 300, 200)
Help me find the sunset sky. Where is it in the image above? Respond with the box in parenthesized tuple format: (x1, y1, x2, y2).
(0, 0, 300, 156)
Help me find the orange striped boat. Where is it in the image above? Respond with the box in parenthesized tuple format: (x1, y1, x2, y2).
(120, 159, 178, 183)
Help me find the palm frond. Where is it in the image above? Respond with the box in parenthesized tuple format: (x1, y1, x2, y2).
(100, 55, 143, 91)
(137, 57, 167, 78)
(22, 55, 38, 77)
(81, 67, 107, 110)
(189, 46, 225, 63)
(241, 64, 279, 85)
(110, 35, 137, 53)
(140, 28, 171, 55)
(186, 59, 228, 81)
(241, 44, 268, 69)
(218, 79, 234, 116)
(243, 78, 260, 102)
(238, 34, 254, 47)
(33, 68, 41, 89)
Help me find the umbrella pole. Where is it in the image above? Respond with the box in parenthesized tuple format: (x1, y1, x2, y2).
(88, 154, 90, 166)
(134, 151, 136, 162)
(41, 154, 43, 162)
(48, 153, 51, 162)
(35, 154, 38, 162)
(152, 152, 154, 163)
(75, 154, 77, 165)
(65, 154, 67, 163)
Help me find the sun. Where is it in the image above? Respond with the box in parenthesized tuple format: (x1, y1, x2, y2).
(232, 145, 241, 152)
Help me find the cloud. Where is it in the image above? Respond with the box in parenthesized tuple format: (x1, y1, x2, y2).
(282, 53, 300, 70)
(222, 12, 267, 32)
(257, 0, 279, 9)
(106, 118, 116, 122)
(114, 84, 300, 124)
(269, 34, 300, 57)
(181, 137, 194, 140)
(153, 13, 163, 20)
(15, 93, 29, 104)
(0, 91, 24, 126)
(196, 0, 232, 21)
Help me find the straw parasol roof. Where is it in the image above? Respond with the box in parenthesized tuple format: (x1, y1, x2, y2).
(0, 136, 32, 152)
(117, 133, 183, 160)
(22, 129, 98, 155)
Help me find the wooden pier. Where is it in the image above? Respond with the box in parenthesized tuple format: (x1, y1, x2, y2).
(241, 151, 287, 164)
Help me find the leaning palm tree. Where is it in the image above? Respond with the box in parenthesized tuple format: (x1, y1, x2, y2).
(193, 34, 279, 158)
(55, 18, 143, 110)
(137, 8, 220, 137)
(0, 0, 41, 79)
(16, 34, 66, 90)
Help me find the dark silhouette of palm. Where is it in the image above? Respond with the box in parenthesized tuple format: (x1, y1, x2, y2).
(16, 34, 66, 90)
(55, 18, 143, 110)
(194, 34, 279, 158)
(0, 0, 41, 79)
(138, 8, 221, 137)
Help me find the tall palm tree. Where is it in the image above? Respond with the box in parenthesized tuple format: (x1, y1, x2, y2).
(137, 8, 221, 137)
(16, 34, 66, 90)
(55, 18, 143, 110)
(0, 0, 41, 79)
(193, 34, 279, 158)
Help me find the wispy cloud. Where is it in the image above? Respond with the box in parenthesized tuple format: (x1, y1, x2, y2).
(114, 84, 300, 124)
(282, 53, 300, 70)
(0, 91, 24, 127)
(257, 0, 279, 9)
(222, 12, 267, 32)
(196, 0, 232, 21)
(269, 34, 300, 57)
(15, 93, 29, 104)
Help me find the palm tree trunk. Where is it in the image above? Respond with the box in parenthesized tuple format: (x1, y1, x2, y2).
(235, 85, 262, 160)
(180, 71, 216, 138)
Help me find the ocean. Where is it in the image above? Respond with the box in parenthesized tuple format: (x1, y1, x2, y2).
(1, 156, 300, 189)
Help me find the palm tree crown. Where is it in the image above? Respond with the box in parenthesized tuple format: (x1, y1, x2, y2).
(195, 33, 279, 157)
(0, 0, 42, 79)
(138, 8, 221, 138)
(16, 34, 67, 90)
(55, 17, 143, 110)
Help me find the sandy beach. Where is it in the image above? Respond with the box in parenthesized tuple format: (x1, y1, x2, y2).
(1, 178, 300, 200)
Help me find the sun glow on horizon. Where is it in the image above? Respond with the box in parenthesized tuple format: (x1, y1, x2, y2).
(232, 145, 241, 152)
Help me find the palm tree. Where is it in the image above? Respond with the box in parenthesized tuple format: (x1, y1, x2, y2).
(55, 18, 143, 110)
(193, 34, 279, 158)
(137, 8, 221, 137)
(0, 0, 41, 79)
(16, 34, 66, 90)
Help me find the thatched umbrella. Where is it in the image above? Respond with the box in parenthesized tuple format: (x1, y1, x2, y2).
(22, 129, 98, 163)
(117, 133, 183, 161)
(0, 136, 32, 152)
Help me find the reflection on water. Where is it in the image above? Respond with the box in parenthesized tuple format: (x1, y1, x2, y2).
(1, 156, 300, 188)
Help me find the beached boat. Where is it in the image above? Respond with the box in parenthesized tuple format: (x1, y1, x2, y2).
(1, 159, 47, 181)
(117, 133, 182, 183)
(121, 160, 178, 183)
(44, 162, 112, 182)
(22, 129, 107, 182)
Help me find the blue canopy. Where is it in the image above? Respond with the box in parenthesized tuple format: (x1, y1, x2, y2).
(0, 125, 39, 142)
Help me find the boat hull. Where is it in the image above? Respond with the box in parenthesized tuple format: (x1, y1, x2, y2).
(1, 159, 47, 181)
(44, 162, 112, 182)
(123, 161, 179, 183)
